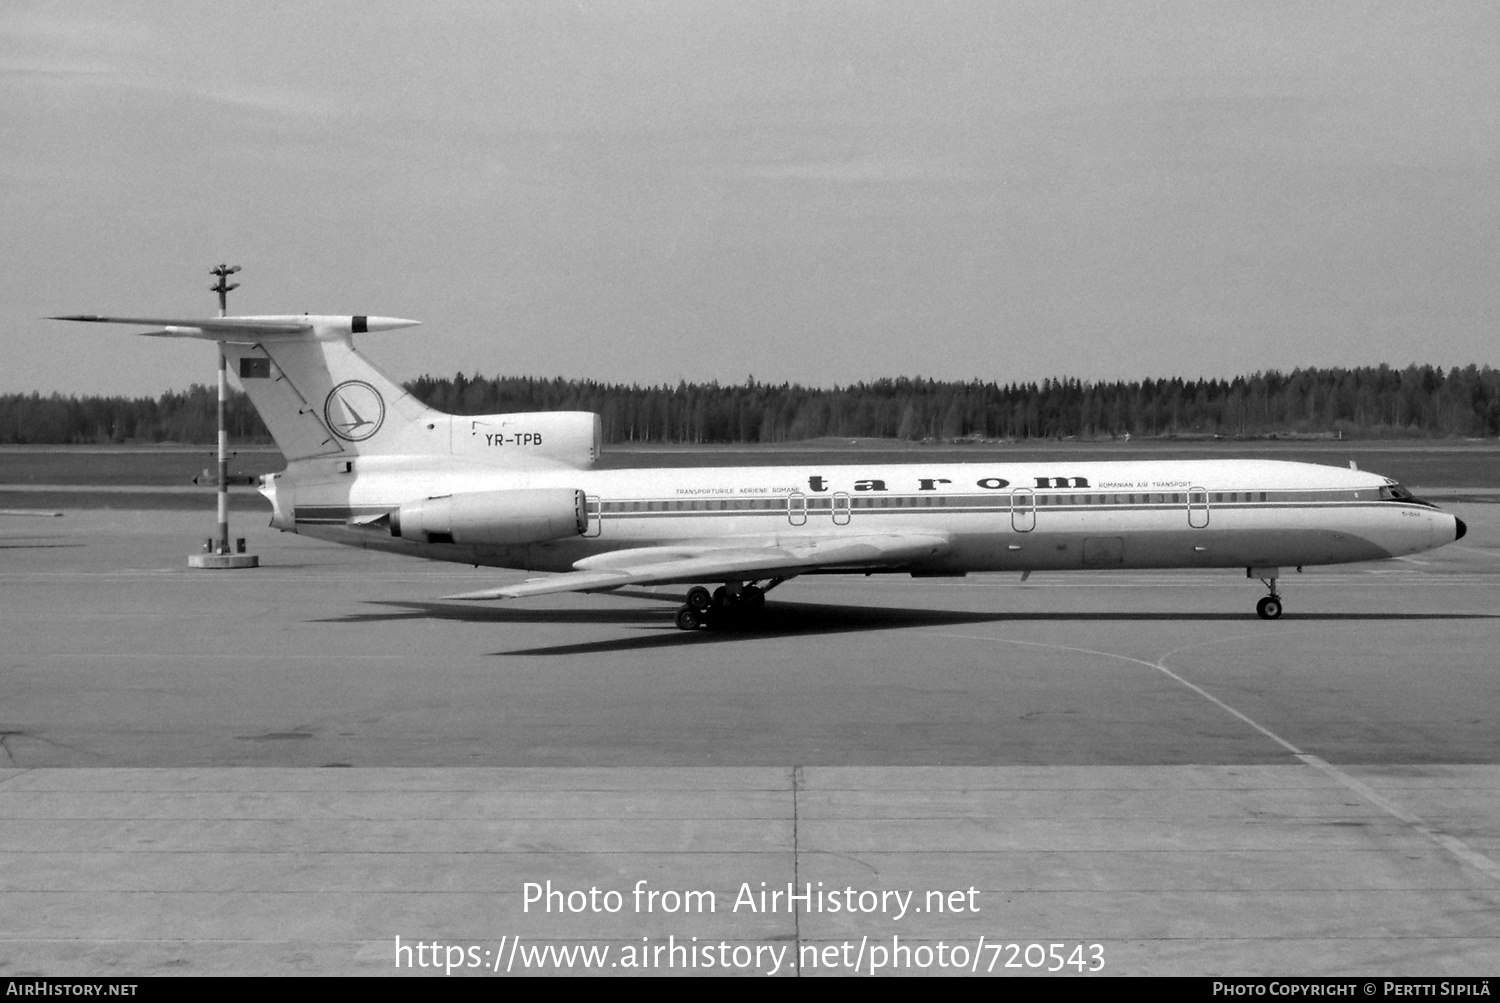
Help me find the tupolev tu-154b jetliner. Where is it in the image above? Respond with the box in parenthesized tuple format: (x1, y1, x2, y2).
(55, 313, 1467, 627)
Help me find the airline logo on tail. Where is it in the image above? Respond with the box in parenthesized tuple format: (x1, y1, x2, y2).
(324, 380, 386, 441)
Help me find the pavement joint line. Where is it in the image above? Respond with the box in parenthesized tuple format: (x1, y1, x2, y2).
(1, 885, 1481, 894)
(0, 851, 821, 856)
(791, 764, 802, 977)
(1289, 755, 1500, 885)
(926, 629, 1500, 887)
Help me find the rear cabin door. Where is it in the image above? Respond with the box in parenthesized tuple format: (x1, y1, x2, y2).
(584, 495, 602, 537)
(787, 493, 807, 526)
(832, 491, 851, 525)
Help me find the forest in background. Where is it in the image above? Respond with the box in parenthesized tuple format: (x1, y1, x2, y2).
(3, 364, 1499, 445)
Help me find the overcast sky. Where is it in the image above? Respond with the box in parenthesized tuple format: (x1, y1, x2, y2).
(4, 2, 1499, 396)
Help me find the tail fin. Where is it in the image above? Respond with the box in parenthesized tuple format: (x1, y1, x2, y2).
(225, 319, 445, 461)
(52, 314, 440, 460)
(53, 314, 600, 468)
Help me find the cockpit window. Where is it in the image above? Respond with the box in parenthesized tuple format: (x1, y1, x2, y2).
(1379, 484, 1414, 501)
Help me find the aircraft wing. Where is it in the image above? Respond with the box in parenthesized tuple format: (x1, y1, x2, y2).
(443, 532, 953, 601)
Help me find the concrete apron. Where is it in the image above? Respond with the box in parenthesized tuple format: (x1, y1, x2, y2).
(1, 764, 1497, 977)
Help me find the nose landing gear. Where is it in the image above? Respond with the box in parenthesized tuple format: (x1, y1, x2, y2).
(1249, 567, 1282, 620)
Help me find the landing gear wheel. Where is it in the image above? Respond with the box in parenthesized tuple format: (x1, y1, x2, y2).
(686, 586, 713, 611)
(712, 586, 729, 608)
(675, 606, 703, 631)
(1256, 595, 1283, 620)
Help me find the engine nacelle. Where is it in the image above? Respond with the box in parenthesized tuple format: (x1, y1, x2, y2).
(390, 488, 587, 546)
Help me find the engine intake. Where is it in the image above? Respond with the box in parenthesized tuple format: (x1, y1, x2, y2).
(390, 488, 586, 546)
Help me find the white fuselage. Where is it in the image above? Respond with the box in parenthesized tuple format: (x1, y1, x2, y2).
(264, 456, 1459, 579)
(54, 313, 1465, 612)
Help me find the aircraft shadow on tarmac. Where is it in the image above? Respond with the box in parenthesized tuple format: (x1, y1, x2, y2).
(319, 599, 1499, 658)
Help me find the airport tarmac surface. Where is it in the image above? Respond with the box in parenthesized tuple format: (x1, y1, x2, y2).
(1, 505, 1498, 975)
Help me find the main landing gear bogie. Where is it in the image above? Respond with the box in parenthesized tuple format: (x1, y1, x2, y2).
(675, 580, 778, 630)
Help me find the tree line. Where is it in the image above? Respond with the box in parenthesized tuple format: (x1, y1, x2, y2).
(4, 364, 1499, 445)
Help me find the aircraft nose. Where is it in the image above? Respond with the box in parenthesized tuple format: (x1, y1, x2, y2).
(1455, 516, 1467, 541)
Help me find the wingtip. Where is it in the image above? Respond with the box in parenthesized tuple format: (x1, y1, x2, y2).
(441, 589, 515, 601)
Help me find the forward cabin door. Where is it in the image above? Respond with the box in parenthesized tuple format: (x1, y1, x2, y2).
(1011, 488, 1036, 532)
(1188, 487, 1210, 529)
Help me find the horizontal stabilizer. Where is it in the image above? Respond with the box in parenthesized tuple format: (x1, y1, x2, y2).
(49, 315, 420, 341)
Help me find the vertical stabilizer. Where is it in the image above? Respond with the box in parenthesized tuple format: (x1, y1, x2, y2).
(55, 313, 598, 468)
(225, 332, 448, 461)
(52, 314, 445, 462)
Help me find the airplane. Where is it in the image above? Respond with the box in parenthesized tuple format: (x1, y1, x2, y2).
(52, 313, 1467, 627)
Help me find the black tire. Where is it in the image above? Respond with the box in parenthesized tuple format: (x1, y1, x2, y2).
(675, 606, 702, 631)
(686, 586, 713, 611)
(712, 586, 729, 608)
(1256, 596, 1283, 620)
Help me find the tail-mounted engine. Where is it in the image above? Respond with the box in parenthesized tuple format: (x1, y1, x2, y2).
(390, 488, 587, 546)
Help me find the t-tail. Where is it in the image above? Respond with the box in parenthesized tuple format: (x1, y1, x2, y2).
(49, 313, 602, 468)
